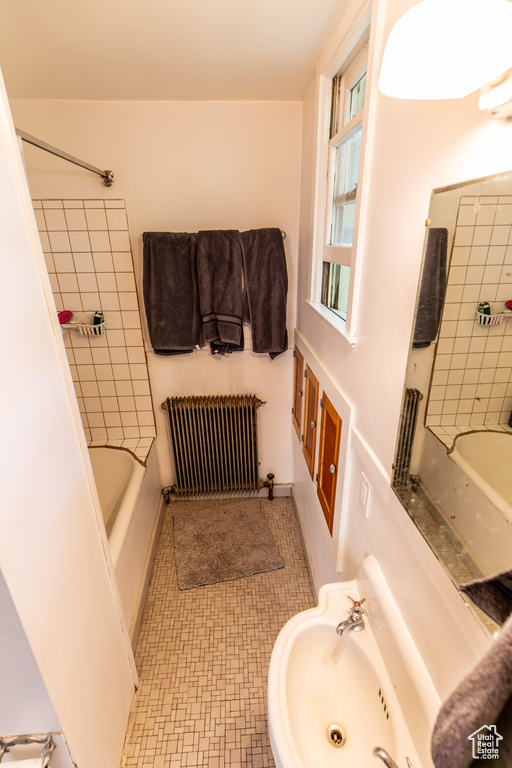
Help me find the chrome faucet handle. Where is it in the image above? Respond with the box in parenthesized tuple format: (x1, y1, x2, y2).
(347, 596, 366, 613)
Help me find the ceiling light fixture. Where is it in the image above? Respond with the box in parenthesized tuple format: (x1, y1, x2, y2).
(378, 0, 512, 100)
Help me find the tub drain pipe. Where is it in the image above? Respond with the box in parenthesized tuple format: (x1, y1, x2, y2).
(263, 473, 275, 500)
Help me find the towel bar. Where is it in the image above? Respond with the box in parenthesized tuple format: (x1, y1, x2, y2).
(140, 229, 286, 240)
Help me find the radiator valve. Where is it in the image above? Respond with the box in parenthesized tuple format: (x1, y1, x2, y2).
(263, 472, 275, 501)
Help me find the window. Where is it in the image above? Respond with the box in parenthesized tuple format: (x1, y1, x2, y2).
(319, 23, 370, 328)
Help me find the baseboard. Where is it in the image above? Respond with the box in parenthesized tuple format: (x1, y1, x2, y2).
(290, 485, 320, 603)
(257, 483, 292, 499)
(129, 495, 166, 652)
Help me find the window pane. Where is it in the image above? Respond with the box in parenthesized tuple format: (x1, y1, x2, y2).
(330, 125, 362, 246)
(349, 73, 366, 121)
(321, 262, 351, 319)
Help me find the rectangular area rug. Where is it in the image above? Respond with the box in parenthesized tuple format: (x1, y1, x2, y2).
(172, 497, 284, 590)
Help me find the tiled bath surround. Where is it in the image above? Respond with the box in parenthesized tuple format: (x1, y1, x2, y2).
(34, 199, 156, 461)
(426, 194, 512, 446)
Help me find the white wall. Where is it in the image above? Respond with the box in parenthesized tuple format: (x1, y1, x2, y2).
(0, 77, 135, 768)
(294, 0, 512, 713)
(9, 99, 303, 487)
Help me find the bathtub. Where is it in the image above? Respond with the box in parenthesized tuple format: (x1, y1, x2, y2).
(421, 428, 512, 575)
(450, 431, 512, 521)
(89, 445, 164, 647)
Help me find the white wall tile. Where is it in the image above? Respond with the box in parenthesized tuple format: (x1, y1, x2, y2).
(89, 231, 111, 251)
(472, 226, 492, 246)
(475, 205, 496, 226)
(73, 252, 94, 272)
(122, 311, 141, 328)
(69, 231, 91, 251)
(93, 252, 114, 272)
(86, 208, 108, 230)
(97, 273, 117, 292)
(41, 197, 155, 449)
(106, 209, 128, 230)
(58, 273, 79, 293)
(65, 209, 87, 230)
(113, 252, 134, 272)
(100, 291, 120, 310)
(119, 292, 139, 311)
(108, 231, 130, 250)
(491, 226, 511, 245)
(77, 273, 98, 293)
(53, 252, 75, 272)
(44, 209, 67, 230)
(454, 227, 474, 247)
(49, 231, 71, 252)
(115, 272, 136, 292)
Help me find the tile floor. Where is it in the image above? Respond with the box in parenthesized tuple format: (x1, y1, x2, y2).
(122, 496, 314, 768)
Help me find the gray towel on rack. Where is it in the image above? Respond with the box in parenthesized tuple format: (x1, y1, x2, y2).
(412, 227, 448, 349)
(142, 232, 204, 355)
(431, 570, 512, 768)
(460, 570, 512, 626)
(196, 230, 243, 352)
(241, 227, 288, 359)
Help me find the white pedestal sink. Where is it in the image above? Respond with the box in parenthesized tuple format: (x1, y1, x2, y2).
(268, 556, 440, 768)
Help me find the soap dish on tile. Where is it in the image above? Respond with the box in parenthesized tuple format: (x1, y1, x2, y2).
(60, 310, 106, 336)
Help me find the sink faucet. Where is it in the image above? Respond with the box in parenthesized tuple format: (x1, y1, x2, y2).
(373, 747, 400, 768)
(373, 746, 414, 768)
(336, 596, 366, 635)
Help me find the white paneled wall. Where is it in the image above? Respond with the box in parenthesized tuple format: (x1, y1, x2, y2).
(34, 198, 156, 461)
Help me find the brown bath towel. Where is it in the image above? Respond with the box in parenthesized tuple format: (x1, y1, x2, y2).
(196, 229, 243, 351)
(143, 232, 204, 355)
(431, 570, 512, 768)
(241, 227, 288, 359)
(413, 227, 448, 349)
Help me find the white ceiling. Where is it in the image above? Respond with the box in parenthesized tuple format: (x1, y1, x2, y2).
(0, 0, 347, 101)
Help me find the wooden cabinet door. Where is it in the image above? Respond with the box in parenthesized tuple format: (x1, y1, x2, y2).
(302, 365, 319, 478)
(317, 392, 342, 535)
(292, 346, 304, 440)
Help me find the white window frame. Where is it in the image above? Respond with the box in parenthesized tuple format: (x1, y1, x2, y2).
(309, 4, 373, 344)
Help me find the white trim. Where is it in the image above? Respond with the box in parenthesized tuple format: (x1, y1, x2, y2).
(323, 243, 353, 267)
(294, 327, 355, 573)
(310, 1, 373, 342)
(306, 300, 356, 347)
(317, 1, 373, 79)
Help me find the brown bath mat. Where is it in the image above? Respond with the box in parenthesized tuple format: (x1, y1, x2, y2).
(172, 498, 283, 590)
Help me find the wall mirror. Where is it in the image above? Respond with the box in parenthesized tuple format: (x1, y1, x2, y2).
(393, 170, 512, 633)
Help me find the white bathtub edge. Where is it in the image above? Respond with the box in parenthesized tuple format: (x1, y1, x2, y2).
(108, 459, 147, 567)
(129, 494, 166, 651)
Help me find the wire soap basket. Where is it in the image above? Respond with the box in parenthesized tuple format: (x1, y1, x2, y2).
(59, 310, 106, 336)
(475, 311, 504, 327)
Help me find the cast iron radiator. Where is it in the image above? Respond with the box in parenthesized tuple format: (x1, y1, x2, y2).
(162, 394, 264, 497)
(392, 387, 423, 489)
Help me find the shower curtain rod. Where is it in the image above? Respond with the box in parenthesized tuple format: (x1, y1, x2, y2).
(15, 129, 114, 187)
